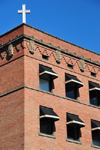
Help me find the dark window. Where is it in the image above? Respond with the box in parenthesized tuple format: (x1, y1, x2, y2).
(40, 118, 55, 135)
(40, 106, 59, 136)
(91, 119, 100, 146)
(90, 90, 99, 106)
(92, 130, 100, 146)
(89, 81, 100, 106)
(42, 54, 48, 60)
(67, 64, 73, 69)
(67, 125, 80, 141)
(39, 64, 58, 92)
(65, 73, 83, 99)
(66, 84, 77, 99)
(91, 72, 96, 77)
(67, 113, 85, 141)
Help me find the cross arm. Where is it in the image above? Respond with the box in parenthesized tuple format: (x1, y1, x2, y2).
(18, 10, 23, 13)
(26, 10, 30, 13)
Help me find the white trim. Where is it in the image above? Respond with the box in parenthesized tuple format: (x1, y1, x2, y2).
(40, 115, 59, 119)
(91, 127, 100, 131)
(39, 71, 58, 77)
(39, 132, 56, 139)
(89, 87, 100, 91)
(66, 120, 85, 126)
(65, 79, 83, 86)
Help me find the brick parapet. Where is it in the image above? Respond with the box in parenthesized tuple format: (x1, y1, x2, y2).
(0, 34, 100, 66)
(0, 34, 100, 81)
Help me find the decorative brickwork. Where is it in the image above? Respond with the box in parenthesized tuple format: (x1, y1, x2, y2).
(29, 40, 34, 54)
(8, 44, 13, 57)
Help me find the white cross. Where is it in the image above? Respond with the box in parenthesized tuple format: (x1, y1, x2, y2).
(18, 4, 30, 23)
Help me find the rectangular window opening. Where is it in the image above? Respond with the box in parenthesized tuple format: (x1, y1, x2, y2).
(40, 106, 59, 136)
(67, 125, 79, 141)
(42, 54, 48, 60)
(65, 73, 83, 100)
(92, 130, 100, 146)
(90, 91, 99, 106)
(91, 72, 96, 77)
(67, 64, 73, 69)
(40, 118, 54, 135)
(89, 81, 100, 106)
(39, 64, 58, 92)
(39, 78, 50, 92)
(66, 85, 76, 99)
(91, 120, 100, 147)
(66, 113, 84, 142)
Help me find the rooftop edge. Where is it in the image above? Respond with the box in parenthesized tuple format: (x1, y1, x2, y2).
(0, 23, 100, 57)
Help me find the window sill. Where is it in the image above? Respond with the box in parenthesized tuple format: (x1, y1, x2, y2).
(39, 88, 52, 94)
(38, 132, 56, 139)
(66, 138, 82, 145)
(91, 144, 100, 149)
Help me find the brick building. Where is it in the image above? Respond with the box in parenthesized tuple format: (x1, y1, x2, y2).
(0, 23, 100, 150)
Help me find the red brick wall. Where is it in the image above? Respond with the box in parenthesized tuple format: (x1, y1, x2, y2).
(0, 89, 24, 150)
(0, 57, 24, 95)
(24, 52, 100, 149)
(24, 89, 100, 150)
(0, 45, 24, 149)
(0, 26, 24, 44)
(24, 41, 100, 104)
(0, 24, 100, 150)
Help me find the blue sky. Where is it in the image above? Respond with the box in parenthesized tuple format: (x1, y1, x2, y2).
(0, 0, 100, 54)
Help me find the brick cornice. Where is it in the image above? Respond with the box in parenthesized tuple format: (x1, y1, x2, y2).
(0, 34, 100, 66)
(1, 23, 100, 58)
